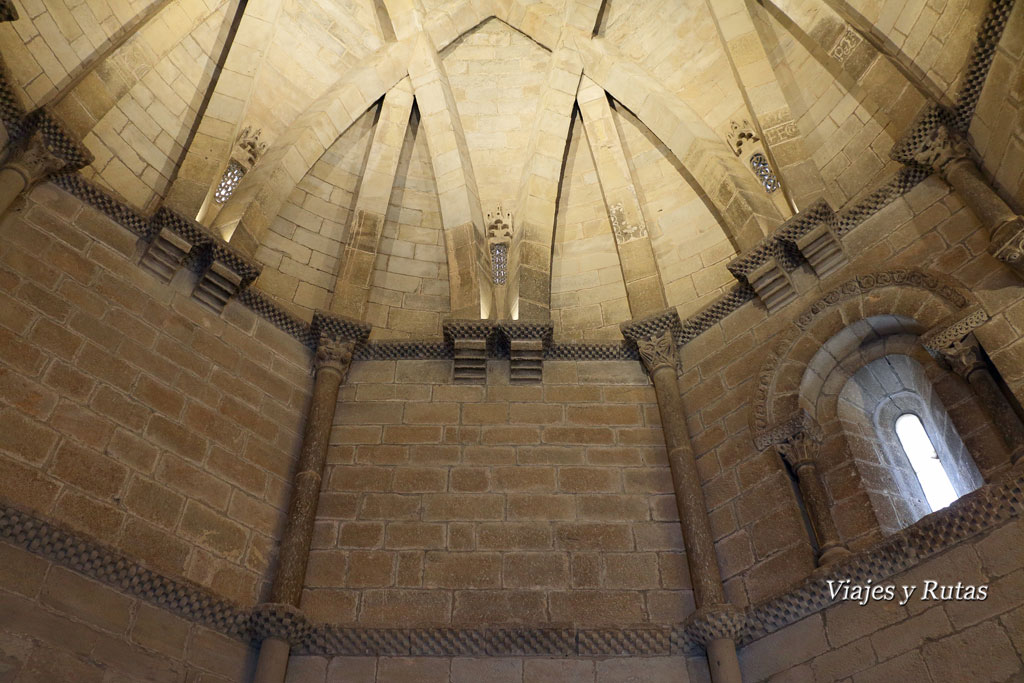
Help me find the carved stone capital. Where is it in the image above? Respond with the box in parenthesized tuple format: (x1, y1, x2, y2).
(911, 123, 971, 178)
(250, 603, 311, 645)
(636, 329, 678, 375)
(989, 216, 1024, 267)
(776, 427, 821, 470)
(939, 334, 986, 380)
(4, 130, 67, 185)
(315, 339, 355, 377)
(620, 309, 683, 375)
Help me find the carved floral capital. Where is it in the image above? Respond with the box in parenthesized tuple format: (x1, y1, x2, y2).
(636, 329, 677, 375)
(940, 335, 986, 380)
(911, 123, 971, 178)
(776, 428, 821, 470)
(5, 130, 67, 185)
(315, 339, 355, 378)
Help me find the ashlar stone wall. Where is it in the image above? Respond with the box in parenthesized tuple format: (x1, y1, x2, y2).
(0, 182, 312, 606)
(0, 539, 256, 682)
(306, 358, 691, 627)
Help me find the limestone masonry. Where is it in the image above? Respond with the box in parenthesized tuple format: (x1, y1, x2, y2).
(0, 0, 1023, 681)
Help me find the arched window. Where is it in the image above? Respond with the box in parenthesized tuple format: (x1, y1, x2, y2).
(893, 413, 958, 511)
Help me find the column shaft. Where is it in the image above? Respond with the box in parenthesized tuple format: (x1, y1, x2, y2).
(966, 368, 1024, 465)
(271, 362, 345, 605)
(945, 159, 1018, 236)
(0, 166, 28, 217)
(253, 340, 352, 683)
(793, 460, 848, 564)
(650, 364, 726, 608)
(707, 638, 744, 683)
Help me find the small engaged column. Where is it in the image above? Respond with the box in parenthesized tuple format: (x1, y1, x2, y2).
(775, 427, 850, 566)
(909, 124, 1024, 277)
(252, 338, 354, 683)
(622, 313, 744, 683)
(940, 336, 1024, 466)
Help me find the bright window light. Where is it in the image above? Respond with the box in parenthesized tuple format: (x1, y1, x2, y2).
(894, 413, 958, 511)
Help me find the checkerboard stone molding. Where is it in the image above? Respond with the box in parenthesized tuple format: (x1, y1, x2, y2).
(2, 470, 1021, 657)
(0, 1, 17, 22)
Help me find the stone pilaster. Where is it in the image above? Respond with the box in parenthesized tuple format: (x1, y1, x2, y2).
(621, 310, 743, 683)
(253, 315, 365, 683)
(769, 414, 850, 566)
(923, 312, 1024, 466)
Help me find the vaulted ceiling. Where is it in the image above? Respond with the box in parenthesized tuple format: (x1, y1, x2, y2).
(0, 0, 1013, 340)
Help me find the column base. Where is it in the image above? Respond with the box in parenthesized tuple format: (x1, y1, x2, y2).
(818, 544, 851, 567)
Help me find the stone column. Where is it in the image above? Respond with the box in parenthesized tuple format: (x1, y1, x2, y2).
(940, 335, 1024, 466)
(252, 337, 354, 683)
(775, 427, 850, 566)
(622, 312, 743, 683)
(0, 130, 68, 217)
(910, 123, 1024, 276)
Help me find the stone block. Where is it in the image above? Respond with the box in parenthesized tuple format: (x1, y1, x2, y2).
(40, 567, 132, 635)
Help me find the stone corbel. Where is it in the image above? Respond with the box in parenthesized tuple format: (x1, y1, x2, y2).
(443, 320, 496, 383)
(793, 219, 846, 279)
(192, 245, 261, 313)
(139, 225, 192, 283)
(138, 208, 262, 311)
(498, 321, 552, 384)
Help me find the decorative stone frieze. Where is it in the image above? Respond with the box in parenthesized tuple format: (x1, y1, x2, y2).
(250, 603, 312, 645)
(4, 472, 1023, 659)
(444, 320, 496, 383)
(920, 307, 988, 352)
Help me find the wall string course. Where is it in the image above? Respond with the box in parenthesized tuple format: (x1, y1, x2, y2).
(2, 469, 1020, 657)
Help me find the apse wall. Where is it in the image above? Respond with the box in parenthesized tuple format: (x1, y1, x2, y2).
(0, 182, 311, 607)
